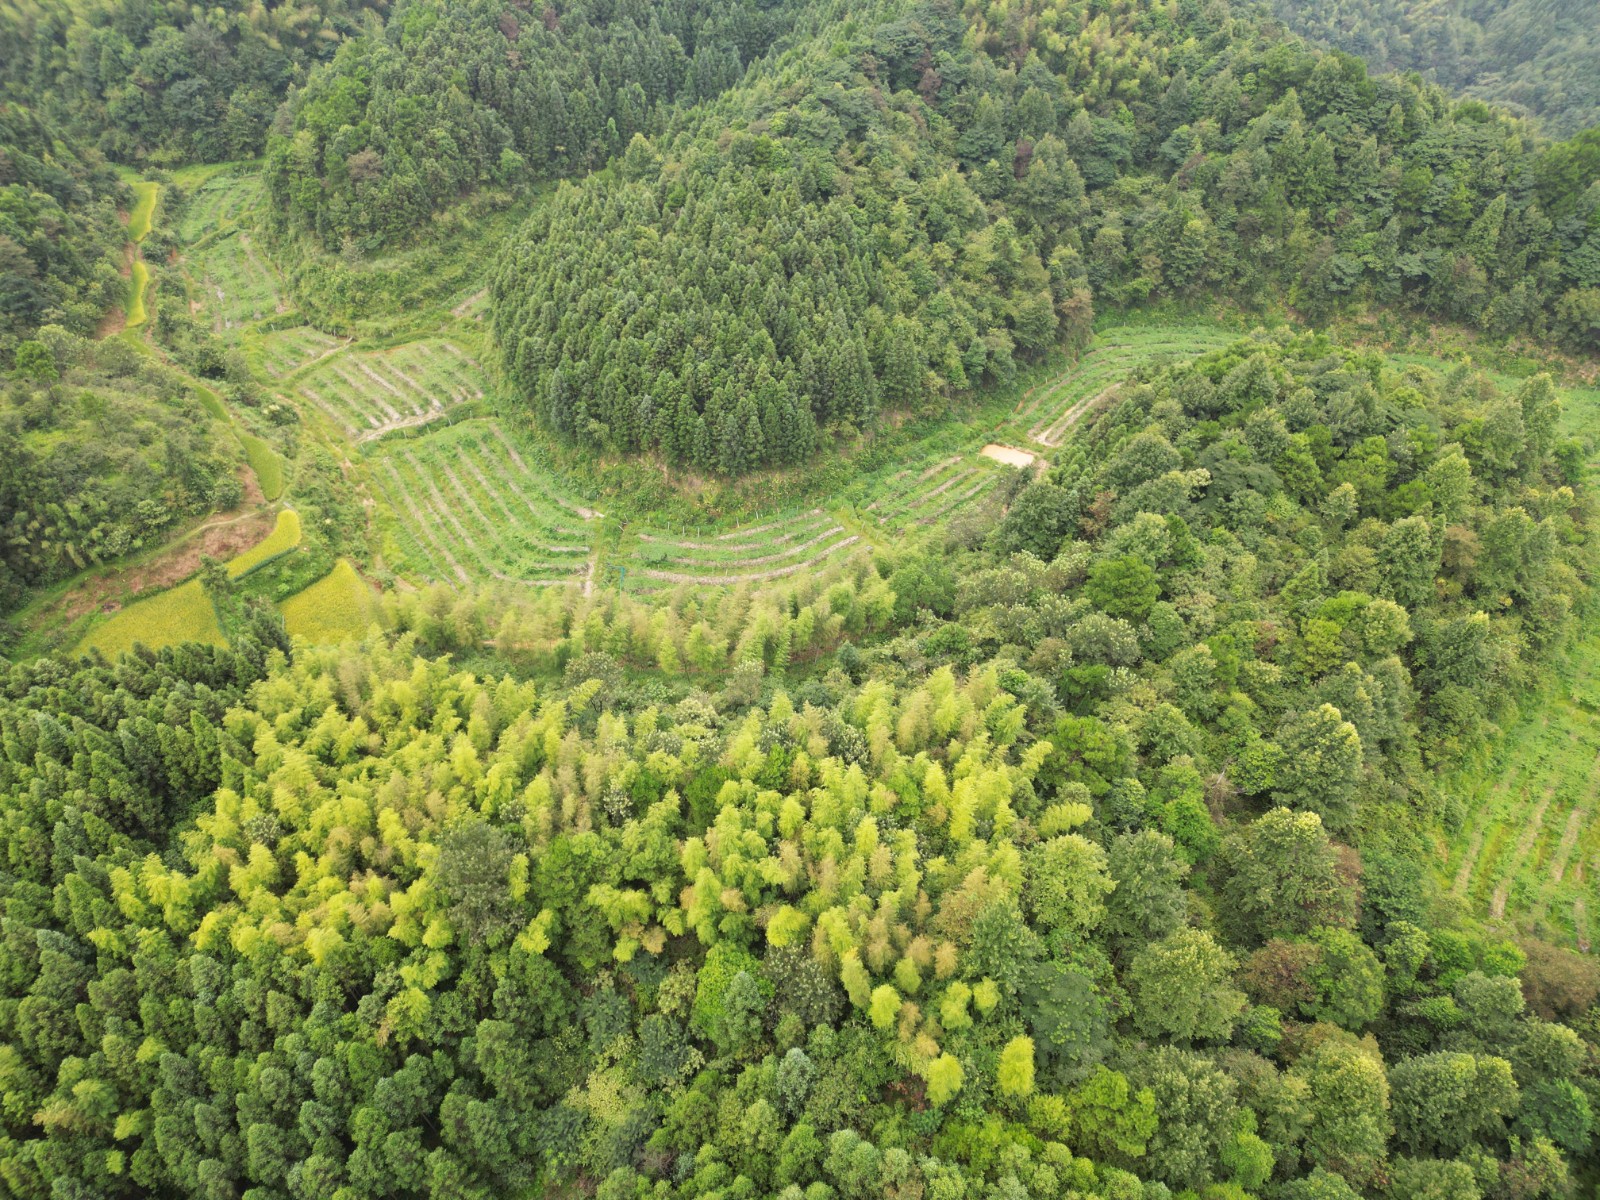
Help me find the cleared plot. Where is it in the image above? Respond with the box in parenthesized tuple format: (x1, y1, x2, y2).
(372, 421, 592, 586)
(279, 560, 377, 644)
(179, 173, 264, 243)
(299, 340, 485, 440)
(260, 327, 344, 378)
(628, 508, 859, 587)
(1441, 633, 1600, 945)
(872, 455, 1001, 529)
(78, 580, 223, 658)
(126, 259, 151, 328)
(1019, 329, 1235, 446)
(192, 231, 282, 329)
(228, 509, 302, 579)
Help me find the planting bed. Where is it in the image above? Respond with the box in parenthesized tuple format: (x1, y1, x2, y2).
(299, 340, 485, 439)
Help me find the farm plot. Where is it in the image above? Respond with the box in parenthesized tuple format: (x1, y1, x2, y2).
(259, 327, 344, 377)
(372, 421, 593, 586)
(279, 559, 377, 644)
(627, 509, 859, 587)
(1017, 327, 1235, 447)
(179, 173, 264, 243)
(1441, 633, 1600, 947)
(869, 454, 1003, 529)
(78, 580, 223, 658)
(299, 340, 485, 440)
(191, 231, 282, 329)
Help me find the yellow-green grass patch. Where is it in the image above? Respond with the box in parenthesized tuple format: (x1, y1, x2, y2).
(194, 384, 228, 420)
(126, 259, 150, 328)
(241, 433, 285, 500)
(279, 559, 376, 644)
(227, 509, 302, 578)
(78, 580, 222, 658)
(128, 181, 158, 242)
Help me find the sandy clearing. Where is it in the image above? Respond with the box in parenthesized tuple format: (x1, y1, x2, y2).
(981, 444, 1035, 468)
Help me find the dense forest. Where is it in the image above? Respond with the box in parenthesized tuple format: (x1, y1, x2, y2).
(0, 0, 385, 164)
(489, 0, 1600, 473)
(0, 102, 129, 348)
(7, 0, 1600, 1194)
(1270, 0, 1600, 138)
(4, 332, 1598, 1198)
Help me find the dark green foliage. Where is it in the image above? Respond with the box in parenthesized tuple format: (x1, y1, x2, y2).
(1271, 0, 1600, 136)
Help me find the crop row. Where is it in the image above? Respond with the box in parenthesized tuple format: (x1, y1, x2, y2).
(193, 231, 282, 330)
(300, 340, 484, 439)
(627, 508, 859, 588)
(869, 454, 1000, 529)
(1442, 633, 1600, 949)
(1017, 329, 1235, 446)
(374, 421, 593, 587)
(178, 174, 263, 243)
(260, 327, 344, 378)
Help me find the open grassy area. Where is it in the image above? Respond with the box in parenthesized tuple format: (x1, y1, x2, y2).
(178, 171, 264, 243)
(258, 326, 343, 377)
(279, 559, 376, 643)
(77, 579, 223, 657)
(227, 509, 302, 578)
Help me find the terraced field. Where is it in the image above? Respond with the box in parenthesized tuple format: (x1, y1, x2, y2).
(1011, 326, 1237, 447)
(629, 509, 860, 588)
(1440, 634, 1600, 948)
(372, 420, 595, 586)
(299, 340, 485, 439)
(259, 327, 345, 377)
(178, 172, 263, 242)
(192, 230, 283, 329)
(868, 454, 1004, 529)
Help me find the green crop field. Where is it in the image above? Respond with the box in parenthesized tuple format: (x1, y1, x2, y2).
(279, 559, 376, 643)
(178, 172, 263, 243)
(227, 509, 302, 578)
(297, 339, 485, 439)
(258, 327, 343, 377)
(1010, 326, 1237, 447)
(127, 180, 158, 242)
(191, 230, 282, 329)
(240, 433, 285, 500)
(77, 579, 223, 657)
(372, 420, 594, 586)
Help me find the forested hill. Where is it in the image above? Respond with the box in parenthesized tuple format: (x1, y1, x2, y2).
(0, 0, 385, 164)
(0, 103, 129, 344)
(1269, 0, 1600, 138)
(2, 331, 1597, 1199)
(488, 0, 1600, 475)
(264, 0, 805, 252)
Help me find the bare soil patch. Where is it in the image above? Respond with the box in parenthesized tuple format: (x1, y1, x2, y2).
(980, 444, 1035, 468)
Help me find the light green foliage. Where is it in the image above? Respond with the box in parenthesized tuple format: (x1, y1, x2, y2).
(240, 433, 284, 501)
(997, 1036, 1036, 1098)
(1023, 834, 1114, 937)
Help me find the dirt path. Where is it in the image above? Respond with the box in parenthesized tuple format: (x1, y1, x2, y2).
(1453, 828, 1486, 895)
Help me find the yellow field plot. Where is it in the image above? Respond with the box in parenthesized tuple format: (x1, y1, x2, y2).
(227, 509, 302, 578)
(78, 580, 223, 658)
(279, 560, 376, 644)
